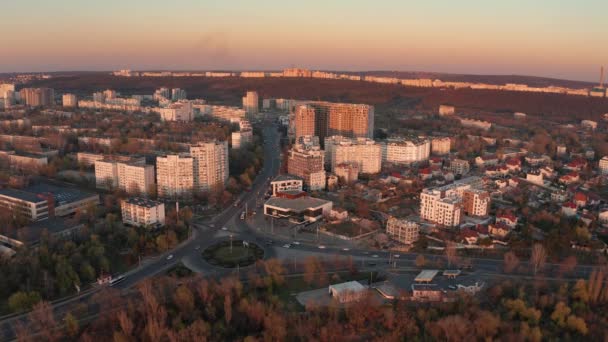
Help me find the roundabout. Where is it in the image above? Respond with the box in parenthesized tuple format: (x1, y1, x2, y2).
(202, 239, 264, 268)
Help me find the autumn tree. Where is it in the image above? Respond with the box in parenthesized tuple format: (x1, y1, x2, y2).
(530, 244, 546, 276)
(503, 251, 520, 273)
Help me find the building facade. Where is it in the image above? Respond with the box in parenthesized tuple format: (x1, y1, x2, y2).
(62, 93, 78, 107)
(382, 137, 430, 165)
(287, 142, 326, 191)
(431, 137, 451, 155)
(190, 141, 229, 193)
(386, 217, 420, 245)
(121, 197, 165, 228)
(294, 105, 316, 139)
(242, 91, 259, 118)
(156, 154, 194, 198)
(329, 137, 382, 174)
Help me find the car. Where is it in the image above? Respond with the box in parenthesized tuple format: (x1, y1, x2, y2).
(342, 247, 350, 251)
(318, 245, 326, 249)
(209, 224, 215, 228)
(265, 240, 274, 245)
(195, 245, 200, 251)
(393, 254, 400, 258)
(282, 244, 291, 248)
(252, 211, 257, 215)
(292, 241, 300, 245)
(166, 254, 174, 260)
(221, 227, 228, 231)
(363, 251, 370, 255)
(448, 285, 458, 290)
(372, 254, 379, 258)
(240, 212, 245, 220)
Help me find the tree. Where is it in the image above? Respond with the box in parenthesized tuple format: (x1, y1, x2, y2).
(415, 255, 426, 268)
(174, 286, 195, 317)
(550, 301, 571, 327)
(445, 242, 458, 268)
(64, 312, 80, 338)
(8, 291, 41, 313)
(503, 251, 520, 273)
(530, 244, 546, 276)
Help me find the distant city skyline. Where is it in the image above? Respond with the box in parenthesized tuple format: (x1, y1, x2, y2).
(1, 0, 607, 82)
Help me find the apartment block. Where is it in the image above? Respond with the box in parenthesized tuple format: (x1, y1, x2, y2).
(600, 156, 608, 175)
(190, 141, 229, 193)
(386, 217, 420, 245)
(156, 154, 194, 198)
(448, 159, 470, 175)
(334, 162, 359, 184)
(19, 88, 55, 107)
(381, 137, 430, 165)
(62, 93, 78, 107)
(462, 189, 491, 216)
(95, 158, 154, 194)
(327, 137, 382, 174)
(158, 101, 194, 121)
(287, 141, 326, 191)
(121, 197, 165, 228)
(431, 137, 451, 155)
(294, 105, 316, 139)
(419, 177, 484, 227)
(242, 91, 259, 117)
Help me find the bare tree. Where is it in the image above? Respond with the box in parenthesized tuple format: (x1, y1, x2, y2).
(530, 244, 546, 276)
(445, 242, 458, 268)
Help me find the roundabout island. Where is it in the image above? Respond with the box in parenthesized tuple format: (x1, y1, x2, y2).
(202, 239, 264, 268)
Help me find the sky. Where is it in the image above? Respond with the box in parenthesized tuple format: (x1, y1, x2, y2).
(1, 0, 607, 82)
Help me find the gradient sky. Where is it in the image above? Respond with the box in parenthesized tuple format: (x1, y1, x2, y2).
(1, 0, 607, 82)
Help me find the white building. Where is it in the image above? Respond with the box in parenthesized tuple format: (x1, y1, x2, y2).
(448, 159, 470, 176)
(419, 177, 483, 227)
(95, 158, 154, 194)
(121, 197, 165, 228)
(158, 101, 194, 121)
(190, 141, 229, 192)
(599, 156, 608, 175)
(242, 91, 259, 118)
(156, 154, 194, 198)
(264, 195, 332, 223)
(327, 137, 382, 174)
(438, 105, 455, 116)
(171, 88, 187, 101)
(231, 129, 253, 149)
(381, 137, 430, 165)
(270, 175, 303, 196)
(77, 152, 105, 167)
(386, 217, 420, 245)
(62, 94, 78, 107)
(328, 281, 367, 303)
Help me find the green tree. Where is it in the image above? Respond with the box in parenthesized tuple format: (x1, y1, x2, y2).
(8, 291, 41, 313)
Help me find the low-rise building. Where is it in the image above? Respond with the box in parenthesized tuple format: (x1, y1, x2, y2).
(328, 281, 367, 303)
(264, 195, 332, 223)
(448, 159, 470, 176)
(599, 156, 608, 175)
(386, 217, 420, 245)
(121, 197, 165, 228)
(270, 175, 304, 196)
(334, 162, 359, 184)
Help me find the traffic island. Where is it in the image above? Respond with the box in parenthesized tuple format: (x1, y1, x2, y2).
(202, 240, 264, 268)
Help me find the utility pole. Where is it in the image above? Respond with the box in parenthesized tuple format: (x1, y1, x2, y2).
(230, 234, 233, 254)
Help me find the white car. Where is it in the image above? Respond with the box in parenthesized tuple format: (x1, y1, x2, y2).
(221, 227, 228, 231)
(282, 244, 291, 248)
(372, 254, 379, 258)
(166, 254, 174, 260)
(318, 245, 326, 249)
(342, 247, 350, 251)
(393, 254, 400, 258)
(292, 241, 300, 245)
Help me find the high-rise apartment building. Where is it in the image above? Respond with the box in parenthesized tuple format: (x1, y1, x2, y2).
(283, 68, 312, 77)
(294, 105, 316, 139)
(19, 88, 55, 107)
(431, 137, 451, 155)
(327, 137, 382, 174)
(171, 88, 187, 101)
(381, 137, 430, 165)
(190, 141, 229, 193)
(300, 102, 374, 141)
(462, 189, 491, 217)
(62, 94, 78, 107)
(0, 84, 15, 102)
(242, 91, 259, 118)
(95, 158, 154, 195)
(287, 138, 326, 191)
(156, 154, 194, 198)
(231, 129, 253, 149)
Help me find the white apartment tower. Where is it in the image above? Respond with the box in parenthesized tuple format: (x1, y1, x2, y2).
(190, 141, 229, 193)
(242, 91, 259, 118)
(381, 137, 430, 165)
(156, 154, 194, 198)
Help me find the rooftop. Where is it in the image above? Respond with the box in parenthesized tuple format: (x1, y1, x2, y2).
(125, 197, 164, 208)
(0, 188, 45, 203)
(24, 183, 97, 205)
(265, 196, 332, 213)
(415, 270, 439, 283)
(329, 281, 367, 293)
(272, 174, 303, 183)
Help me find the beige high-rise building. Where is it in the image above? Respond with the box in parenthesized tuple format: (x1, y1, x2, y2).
(190, 141, 229, 193)
(95, 158, 154, 195)
(156, 154, 194, 198)
(62, 93, 78, 107)
(334, 162, 359, 184)
(462, 189, 490, 217)
(294, 105, 316, 139)
(287, 140, 326, 191)
(19, 88, 54, 107)
(304, 101, 374, 141)
(431, 137, 451, 155)
(242, 91, 259, 118)
(328, 137, 382, 174)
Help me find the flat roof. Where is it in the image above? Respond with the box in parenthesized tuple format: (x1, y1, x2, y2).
(412, 284, 441, 291)
(265, 196, 331, 213)
(443, 270, 462, 277)
(329, 281, 366, 293)
(125, 197, 163, 208)
(24, 183, 97, 205)
(415, 270, 439, 282)
(272, 174, 303, 182)
(0, 188, 46, 203)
